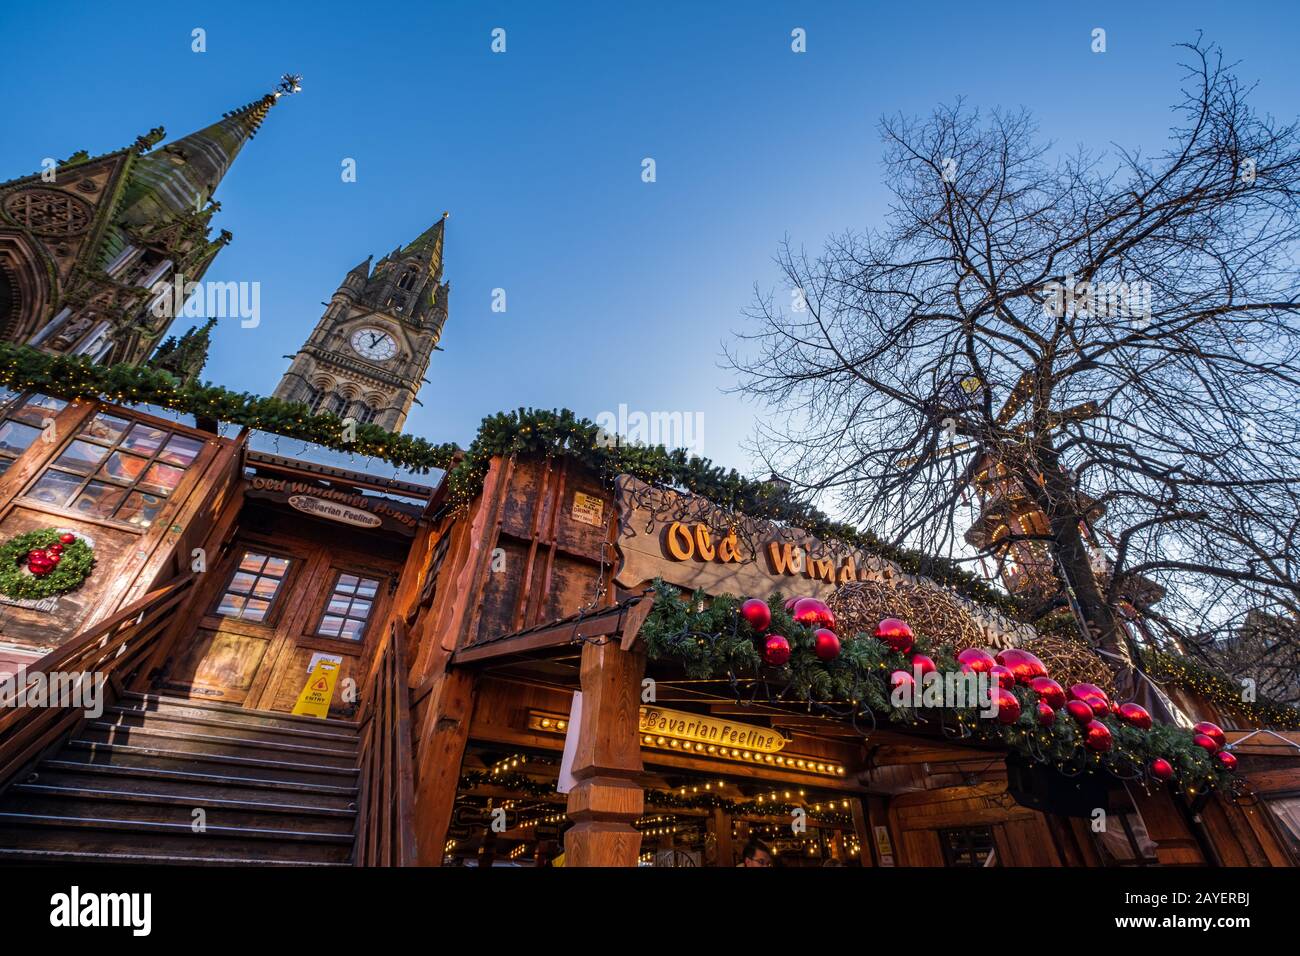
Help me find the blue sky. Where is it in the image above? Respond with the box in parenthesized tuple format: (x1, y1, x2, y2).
(2, 1, 1296, 476)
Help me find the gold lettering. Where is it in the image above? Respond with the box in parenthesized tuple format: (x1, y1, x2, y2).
(766, 541, 803, 575)
(718, 529, 743, 563)
(666, 523, 695, 561)
(694, 524, 716, 561)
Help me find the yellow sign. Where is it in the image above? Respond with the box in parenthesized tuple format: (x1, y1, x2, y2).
(639, 706, 786, 754)
(292, 657, 341, 718)
(571, 491, 605, 527)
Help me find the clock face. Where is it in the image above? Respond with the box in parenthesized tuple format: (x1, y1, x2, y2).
(350, 327, 397, 362)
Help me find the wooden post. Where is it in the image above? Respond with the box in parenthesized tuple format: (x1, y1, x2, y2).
(412, 668, 476, 866)
(564, 640, 645, 867)
(712, 806, 733, 867)
(851, 798, 875, 867)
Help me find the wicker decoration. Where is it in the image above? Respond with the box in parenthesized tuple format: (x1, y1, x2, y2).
(828, 579, 987, 648)
(1023, 634, 1116, 698)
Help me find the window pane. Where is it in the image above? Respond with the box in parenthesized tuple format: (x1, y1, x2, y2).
(100, 451, 150, 484)
(83, 413, 130, 443)
(0, 385, 18, 409)
(251, 577, 280, 600)
(53, 439, 109, 474)
(26, 469, 81, 506)
(117, 491, 164, 528)
(318, 616, 344, 637)
(228, 572, 256, 595)
(139, 461, 184, 494)
(339, 618, 366, 640)
(217, 594, 246, 616)
(71, 481, 128, 519)
(0, 420, 41, 456)
(356, 579, 379, 599)
(336, 574, 359, 593)
(243, 599, 271, 622)
(349, 600, 372, 620)
(10, 394, 67, 426)
(158, 434, 204, 466)
(327, 597, 352, 616)
(238, 552, 268, 574)
(263, 556, 290, 577)
(119, 423, 168, 454)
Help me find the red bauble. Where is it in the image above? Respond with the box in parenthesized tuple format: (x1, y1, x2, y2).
(1036, 701, 1057, 727)
(1069, 683, 1110, 704)
(1117, 702, 1152, 730)
(1028, 676, 1067, 709)
(1192, 721, 1227, 751)
(910, 653, 937, 676)
(956, 648, 995, 673)
(1066, 700, 1095, 724)
(995, 648, 1047, 684)
(1216, 751, 1237, 771)
(1150, 758, 1174, 781)
(994, 688, 1021, 725)
(739, 598, 771, 632)
(813, 628, 841, 661)
(48, 552, 61, 565)
(25, 548, 45, 565)
(1084, 695, 1109, 718)
(1192, 733, 1219, 754)
(1084, 720, 1113, 752)
(48, 543, 64, 555)
(874, 618, 914, 654)
(784, 596, 802, 612)
(58, 533, 76, 545)
(792, 598, 832, 629)
(990, 664, 1017, 691)
(762, 634, 791, 667)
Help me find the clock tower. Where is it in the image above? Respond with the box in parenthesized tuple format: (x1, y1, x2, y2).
(272, 213, 450, 432)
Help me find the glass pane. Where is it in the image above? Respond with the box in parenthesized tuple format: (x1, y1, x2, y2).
(251, 576, 280, 600)
(327, 597, 352, 616)
(71, 481, 128, 518)
(119, 423, 168, 454)
(53, 439, 109, 474)
(10, 394, 67, 426)
(238, 552, 268, 574)
(101, 451, 150, 484)
(158, 434, 204, 466)
(117, 491, 164, 528)
(356, 578, 379, 599)
(228, 572, 256, 595)
(349, 600, 372, 620)
(336, 574, 359, 593)
(243, 599, 270, 622)
(217, 594, 246, 616)
(139, 462, 184, 494)
(0, 385, 17, 408)
(0, 420, 41, 455)
(0, 459, 10, 476)
(25, 469, 81, 506)
(83, 413, 130, 443)
(318, 616, 344, 637)
(263, 556, 290, 577)
(339, 618, 366, 640)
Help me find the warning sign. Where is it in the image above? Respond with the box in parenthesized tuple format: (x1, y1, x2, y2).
(292, 657, 341, 718)
(571, 491, 604, 527)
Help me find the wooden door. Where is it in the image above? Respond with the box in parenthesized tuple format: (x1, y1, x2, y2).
(162, 527, 399, 717)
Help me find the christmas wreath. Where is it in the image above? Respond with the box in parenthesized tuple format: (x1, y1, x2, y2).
(0, 528, 95, 601)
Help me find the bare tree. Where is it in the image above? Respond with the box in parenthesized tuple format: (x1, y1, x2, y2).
(728, 39, 1300, 705)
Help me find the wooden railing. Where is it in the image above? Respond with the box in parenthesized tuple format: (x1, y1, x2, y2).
(0, 572, 197, 793)
(355, 618, 418, 866)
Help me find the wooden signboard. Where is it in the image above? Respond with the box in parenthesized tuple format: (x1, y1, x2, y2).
(613, 474, 1028, 647)
(244, 476, 420, 537)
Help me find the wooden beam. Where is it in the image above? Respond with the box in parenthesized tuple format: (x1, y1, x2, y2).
(564, 640, 645, 867)
(412, 668, 476, 866)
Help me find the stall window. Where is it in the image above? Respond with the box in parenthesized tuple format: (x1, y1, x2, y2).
(938, 827, 996, 867)
(20, 411, 204, 527)
(316, 572, 381, 640)
(0, 389, 68, 476)
(216, 551, 293, 623)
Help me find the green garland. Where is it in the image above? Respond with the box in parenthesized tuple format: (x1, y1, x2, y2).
(0, 528, 95, 600)
(1143, 650, 1300, 731)
(0, 344, 1024, 617)
(638, 581, 1235, 800)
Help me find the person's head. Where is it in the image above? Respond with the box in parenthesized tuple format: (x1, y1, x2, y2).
(742, 839, 773, 867)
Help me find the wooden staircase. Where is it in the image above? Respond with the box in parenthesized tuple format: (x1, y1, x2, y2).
(0, 692, 360, 866)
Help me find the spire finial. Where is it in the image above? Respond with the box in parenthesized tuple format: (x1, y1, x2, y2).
(275, 73, 303, 97)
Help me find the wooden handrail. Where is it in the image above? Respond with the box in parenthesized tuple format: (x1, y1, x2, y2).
(354, 618, 418, 866)
(0, 572, 196, 791)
